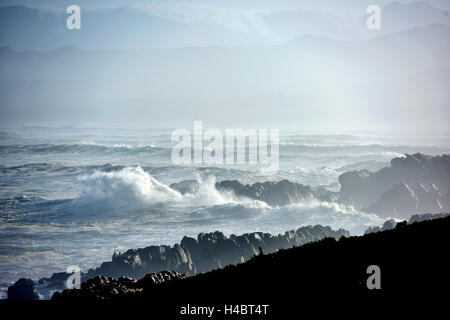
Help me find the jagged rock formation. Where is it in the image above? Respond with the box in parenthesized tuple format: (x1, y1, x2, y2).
(364, 219, 398, 234)
(171, 179, 354, 208)
(215, 180, 356, 207)
(7, 278, 40, 300)
(215, 180, 316, 206)
(368, 182, 447, 218)
(364, 212, 450, 234)
(52, 271, 188, 300)
(86, 225, 348, 279)
(8, 225, 348, 300)
(339, 153, 450, 218)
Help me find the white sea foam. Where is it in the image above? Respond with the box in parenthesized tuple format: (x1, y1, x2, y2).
(74, 167, 263, 213)
(78, 166, 183, 206)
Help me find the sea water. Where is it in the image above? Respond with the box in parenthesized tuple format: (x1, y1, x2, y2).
(1, 126, 449, 298)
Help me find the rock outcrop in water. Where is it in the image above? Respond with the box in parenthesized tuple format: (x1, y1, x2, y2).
(215, 180, 316, 206)
(214, 180, 357, 207)
(339, 153, 450, 218)
(8, 225, 348, 299)
(172, 179, 353, 207)
(7, 278, 40, 300)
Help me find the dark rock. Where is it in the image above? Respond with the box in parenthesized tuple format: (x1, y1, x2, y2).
(170, 180, 199, 194)
(7, 278, 40, 300)
(365, 219, 398, 234)
(52, 271, 188, 300)
(369, 182, 446, 219)
(215, 180, 316, 206)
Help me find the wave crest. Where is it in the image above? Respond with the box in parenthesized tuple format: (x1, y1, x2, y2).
(78, 166, 182, 206)
(73, 167, 257, 214)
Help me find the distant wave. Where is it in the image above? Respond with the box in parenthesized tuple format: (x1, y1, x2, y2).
(0, 163, 126, 175)
(279, 143, 406, 157)
(0, 143, 170, 155)
(0, 142, 409, 156)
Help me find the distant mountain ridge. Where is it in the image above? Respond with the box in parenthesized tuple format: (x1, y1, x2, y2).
(1, 2, 450, 50)
(1, 24, 449, 129)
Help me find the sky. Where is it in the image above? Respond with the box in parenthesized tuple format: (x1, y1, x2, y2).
(1, 0, 449, 10)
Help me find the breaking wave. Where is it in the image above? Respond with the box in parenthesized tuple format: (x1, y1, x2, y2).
(68, 167, 263, 215)
(79, 166, 182, 204)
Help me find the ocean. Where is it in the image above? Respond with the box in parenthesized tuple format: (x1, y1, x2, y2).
(1, 126, 449, 298)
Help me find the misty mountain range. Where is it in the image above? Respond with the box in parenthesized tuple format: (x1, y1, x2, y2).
(1, 22, 449, 131)
(0, 1, 449, 133)
(1, 2, 450, 50)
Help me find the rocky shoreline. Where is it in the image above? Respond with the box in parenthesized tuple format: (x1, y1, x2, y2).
(7, 224, 348, 300)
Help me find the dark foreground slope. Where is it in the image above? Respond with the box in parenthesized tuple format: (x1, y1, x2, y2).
(47, 216, 450, 316)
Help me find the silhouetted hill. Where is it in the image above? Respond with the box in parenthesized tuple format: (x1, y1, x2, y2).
(1, 24, 449, 129)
